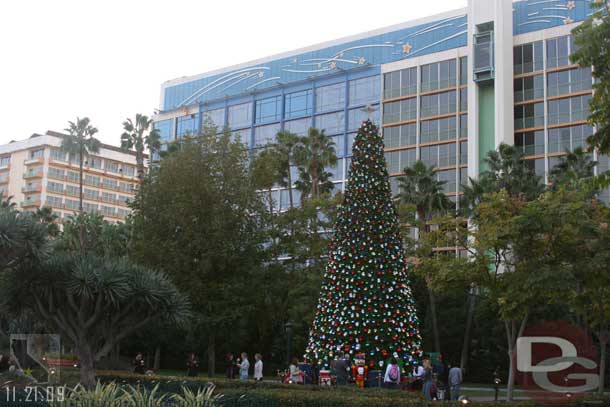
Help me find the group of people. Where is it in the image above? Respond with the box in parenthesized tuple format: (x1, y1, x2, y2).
(225, 352, 263, 381)
(410, 357, 463, 401)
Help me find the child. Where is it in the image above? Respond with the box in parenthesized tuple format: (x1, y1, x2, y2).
(237, 352, 249, 381)
(254, 353, 263, 381)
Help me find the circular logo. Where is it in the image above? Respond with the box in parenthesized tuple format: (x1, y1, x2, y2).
(516, 320, 599, 405)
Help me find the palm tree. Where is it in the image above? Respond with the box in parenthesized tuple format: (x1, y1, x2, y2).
(33, 206, 59, 237)
(0, 196, 16, 210)
(121, 114, 161, 182)
(294, 128, 338, 204)
(397, 160, 452, 355)
(272, 131, 302, 209)
(61, 117, 101, 214)
(549, 147, 597, 189)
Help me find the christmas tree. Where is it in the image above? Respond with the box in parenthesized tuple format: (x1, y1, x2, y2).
(305, 119, 422, 369)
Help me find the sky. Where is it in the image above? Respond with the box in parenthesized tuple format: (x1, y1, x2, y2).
(0, 0, 467, 146)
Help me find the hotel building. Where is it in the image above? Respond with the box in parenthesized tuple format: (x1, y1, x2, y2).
(153, 0, 608, 208)
(0, 131, 140, 223)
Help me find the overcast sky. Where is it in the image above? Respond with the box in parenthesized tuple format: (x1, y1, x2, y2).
(0, 0, 467, 146)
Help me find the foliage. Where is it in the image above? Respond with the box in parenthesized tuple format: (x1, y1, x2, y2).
(32, 206, 60, 237)
(549, 147, 597, 192)
(58, 212, 131, 257)
(171, 384, 221, 407)
(0, 205, 49, 272)
(293, 128, 338, 204)
(306, 120, 422, 368)
(121, 113, 161, 182)
(49, 382, 124, 407)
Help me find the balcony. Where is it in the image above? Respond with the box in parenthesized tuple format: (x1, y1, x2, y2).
(24, 156, 44, 166)
(22, 184, 42, 194)
(23, 169, 43, 179)
(21, 199, 41, 208)
(0, 176, 8, 185)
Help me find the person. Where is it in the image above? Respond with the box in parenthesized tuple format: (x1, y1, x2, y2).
(237, 352, 249, 381)
(254, 353, 263, 381)
(226, 353, 236, 379)
(410, 361, 425, 391)
(383, 357, 401, 389)
(133, 353, 145, 375)
(310, 359, 320, 386)
(448, 364, 463, 400)
(331, 352, 349, 386)
(422, 358, 434, 400)
(186, 352, 199, 377)
(289, 357, 302, 384)
(443, 361, 452, 400)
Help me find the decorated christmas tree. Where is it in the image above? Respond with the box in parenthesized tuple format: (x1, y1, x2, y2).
(305, 119, 422, 370)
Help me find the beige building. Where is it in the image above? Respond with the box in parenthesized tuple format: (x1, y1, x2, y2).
(0, 131, 141, 223)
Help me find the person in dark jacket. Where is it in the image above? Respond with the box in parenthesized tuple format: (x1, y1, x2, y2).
(226, 353, 236, 379)
(133, 353, 145, 375)
(186, 353, 199, 377)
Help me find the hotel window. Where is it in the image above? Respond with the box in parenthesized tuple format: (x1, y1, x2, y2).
(329, 159, 344, 182)
(438, 169, 457, 193)
(460, 115, 468, 138)
(176, 114, 199, 138)
(438, 143, 458, 167)
(29, 149, 44, 160)
(285, 90, 313, 119)
(400, 148, 417, 171)
(421, 145, 439, 167)
(384, 71, 401, 99)
(383, 123, 416, 149)
(154, 119, 173, 143)
(421, 117, 457, 144)
(315, 111, 345, 135)
(513, 41, 543, 74)
(255, 96, 282, 124)
(122, 166, 135, 177)
(386, 151, 401, 174)
(47, 181, 64, 194)
(101, 206, 116, 217)
(105, 161, 119, 174)
(421, 60, 456, 92)
(46, 196, 63, 208)
(284, 118, 310, 137)
(332, 135, 345, 157)
(0, 173, 7, 183)
(514, 75, 544, 102)
(119, 182, 134, 193)
(202, 108, 225, 128)
(349, 76, 380, 106)
(459, 88, 468, 112)
(548, 94, 591, 126)
(103, 178, 118, 190)
(547, 67, 592, 97)
(66, 171, 79, 183)
(50, 149, 67, 161)
(84, 202, 99, 214)
(420, 91, 457, 118)
(66, 185, 79, 197)
(459, 57, 468, 85)
(85, 189, 99, 200)
(514, 102, 544, 130)
(383, 67, 417, 99)
(459, 141, 468, 164)
(232, 129, 250, 147)
(348, 107, 379, 132)
(119, 195, 131, 205)
(316, 83, 345, 113)
(515, 131, 545, 156)
(228, 103, 252, 129)
(546, 35, 571, 69)
(102, 192, 117, 203)
(88, 157, 103, 170)
(65, 199, 79, 210)
(383, 98, 417, 124)
(48, 167, 65, 180)
(548, 124, 593, 153)
(85, 175, 101, 187)
(118, 208, 130, 219)
(254, 123, 281, 147)
(0, 156, 10, 167)
(524, 158, 546, 177)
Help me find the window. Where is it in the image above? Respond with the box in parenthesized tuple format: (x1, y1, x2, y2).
(46, 196, 63, 208)
(514, 75, 544, 102)
(85, 189, 99, 200)
(65, 199, 79, 210)
(122, 166, 135, 177)
(102, 192, 117, 203)
(101, 206, 116, 217)
(0, 156, 10, 167)
(420, 145, 439, 167)
(85, 175, 100, 187)
(349, 76, 380, 106)
(83, 202, 99, 214)
(202, 108, 225, 128)
(29, 149, 44, 160)
(332, 135, 345, 157)
(547, 35, 571, 69)
(383, 124, 416, 149)
(328, 159, 344, 182)
(421, 60, 456, 92)
(316, 83, 345, 113)
(0, 173, 8, 183)
(515, 131, 545, 156)
(232, 129, 250, 147)
(47, 181, 64, 194)
(459, 141, 468, 164)
(460, 115, 468, 138)
(513, 41, 543, 74)
(400, 148, 417, 170)
(285, 90, 312, 119)
(315, 112, 345, 135)
(383, 67, 417, 99)
(119, 182, 134, 193)
(548, 94, 591, 125)
(386, 148, 416, 174)
(438, 169, 457, 193)
(105, 161, 119, 174)
(384, 71, 401, 99)
(383, 98, 416, 124)
(154, 119, 173, 143)
(514, 102, 544, 130)
(255, 96, 282, 123)
(254, 123, 281, 146)
(176, 114, 199, 138)
(547, 67, 592, 97)
(48, 167, 65, 180)
(66, 185, 79, 197)
(284, 118, 310, 136)
(50, 149, 67, 161)
(548, 124, 593, 153)
(348, 107, 380, 132)
(88, 157, 103, 170)
(118, 208, 130, 219)
(459, 57, 468, 85)
(228, 103, 252, 129)
(459, 88, 468, 112)
(438, 143, 457, 167)
(103, 178, 118, 190)
(420, 91, 457, 118)
(386, 151, 401, 174)
(524, 158, 545, 177)
(421, 117, 457, 144)
(23, 181, 41, 193)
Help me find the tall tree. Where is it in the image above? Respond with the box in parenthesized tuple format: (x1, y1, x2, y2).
(130, 127, 268, 377)
(294, 128, 338, 204)
(397, 160, 452, 355)
(121, 114, 161, 182)
(306, 120, 423, 368)
(549, 147, 597, 189)
(271, 131, 302, 209)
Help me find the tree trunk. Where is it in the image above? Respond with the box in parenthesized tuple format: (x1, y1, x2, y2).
(506, 343, 516, 402)
(428, 289, 441, 354)
(598, 327, 608, 395)
(460, 288, 477, 371)
(77, 343, 96, 389)
(207, 335, 215, 378)
(153, 346, 161, 371)
(111, 341, 121, 367)
(505, 315, 529, 402)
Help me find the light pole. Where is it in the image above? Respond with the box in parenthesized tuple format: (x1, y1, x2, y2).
(285, 321, 294, 366)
